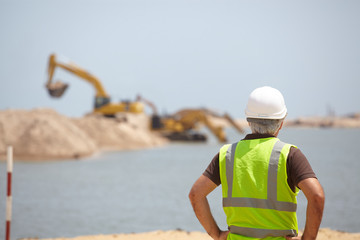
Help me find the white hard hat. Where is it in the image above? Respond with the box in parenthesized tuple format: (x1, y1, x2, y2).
(245, 86, 287, 119)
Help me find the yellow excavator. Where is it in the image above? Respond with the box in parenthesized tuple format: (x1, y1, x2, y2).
(136, 96, 245, 142)
(45, 53, 144, 116)
(159, 109, 245, 142)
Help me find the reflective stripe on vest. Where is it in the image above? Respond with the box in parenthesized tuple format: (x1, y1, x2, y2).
(229, 226, 297, 238)
(223, 140, 298, 238)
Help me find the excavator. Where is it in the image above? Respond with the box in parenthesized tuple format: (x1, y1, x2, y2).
(45, 53, 144, 117)
(136, 95, 245, 142)
(160, 109, 245, 142)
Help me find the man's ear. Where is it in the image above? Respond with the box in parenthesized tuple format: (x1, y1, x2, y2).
(279, 120, 284, 130)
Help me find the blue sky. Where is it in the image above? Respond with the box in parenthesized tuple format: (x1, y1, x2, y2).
(1, 0, 359, 119)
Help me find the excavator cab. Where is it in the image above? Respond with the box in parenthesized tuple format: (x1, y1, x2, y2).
(46, 81, 69, 98)
(94, 96, 111, 109)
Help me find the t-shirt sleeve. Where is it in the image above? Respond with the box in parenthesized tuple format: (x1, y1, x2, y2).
(287, 147, 317, 191)
(203, 153, 221, 186)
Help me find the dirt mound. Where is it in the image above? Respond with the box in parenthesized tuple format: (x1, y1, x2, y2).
(0, 108, 167, 160)
(72, 113, 166, 151)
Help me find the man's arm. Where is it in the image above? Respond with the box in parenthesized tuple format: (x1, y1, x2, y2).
(286, 178, 325, 240)
(189, 175, 229, 240)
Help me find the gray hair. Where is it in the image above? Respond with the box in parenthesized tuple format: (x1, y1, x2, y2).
(247, 118, 284, 135)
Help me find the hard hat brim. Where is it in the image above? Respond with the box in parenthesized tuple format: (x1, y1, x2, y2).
(245, 108, 287, 120)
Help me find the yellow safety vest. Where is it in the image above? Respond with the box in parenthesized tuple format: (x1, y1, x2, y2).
(219, 137, 299, 240)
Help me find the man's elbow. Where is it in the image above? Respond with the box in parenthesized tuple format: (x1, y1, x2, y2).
(300, 178, 325, 208)
(189, 186, 206, 207)
(188, 187, 198, 205)
(314, 190, 325, 207)
(189, 175, 216, 206)
(310, 188, 325, 210)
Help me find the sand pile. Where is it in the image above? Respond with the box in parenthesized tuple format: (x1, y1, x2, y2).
(22, 229, 360, 240)
(0, 108, 167, 160)
(72, 113, 166, 151)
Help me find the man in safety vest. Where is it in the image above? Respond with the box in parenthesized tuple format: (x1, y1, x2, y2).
(189, 86, 325, 240)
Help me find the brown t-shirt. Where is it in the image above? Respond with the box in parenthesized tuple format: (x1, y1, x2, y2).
(203, 134, 316, 192)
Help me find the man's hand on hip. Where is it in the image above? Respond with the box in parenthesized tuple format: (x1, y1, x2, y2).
(215, 230, 229, 240)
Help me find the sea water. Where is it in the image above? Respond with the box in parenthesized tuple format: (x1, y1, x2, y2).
(0, 128, 359, 239)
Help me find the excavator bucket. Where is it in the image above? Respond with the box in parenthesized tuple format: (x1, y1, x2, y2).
(46, 81, 69, 98)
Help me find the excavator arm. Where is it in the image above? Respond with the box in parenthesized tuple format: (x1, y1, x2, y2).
(46, 54, 69, 97)
(136, 95, 158, 115)
(46, 54, 109, 98)
(172, 109, 245, 142)
(200, 113, 227, 142)
(224, 113, 245, 134)
(45, 53, 144, 115)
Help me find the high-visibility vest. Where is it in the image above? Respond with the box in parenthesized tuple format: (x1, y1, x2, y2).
(219, 137, 299, 240)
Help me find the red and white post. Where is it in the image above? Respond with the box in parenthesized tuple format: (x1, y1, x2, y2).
(5, 146, 13, 240)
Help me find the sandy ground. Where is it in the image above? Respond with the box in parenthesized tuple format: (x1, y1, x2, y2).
(213, 113, 360, 129)
(285, 114, 360, 128)
(22, 229, 360, 240)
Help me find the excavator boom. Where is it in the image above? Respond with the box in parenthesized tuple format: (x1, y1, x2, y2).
(224, 113, 245, 134)
(45, 53, 144, 115)
(46, 54, 109, 98)
(150, 108, 245, 142)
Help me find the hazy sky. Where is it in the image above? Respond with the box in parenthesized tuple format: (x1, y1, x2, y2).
(1, 0, 359, 119)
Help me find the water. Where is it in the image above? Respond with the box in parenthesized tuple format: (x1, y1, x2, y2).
(0, 128, 359, 239)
